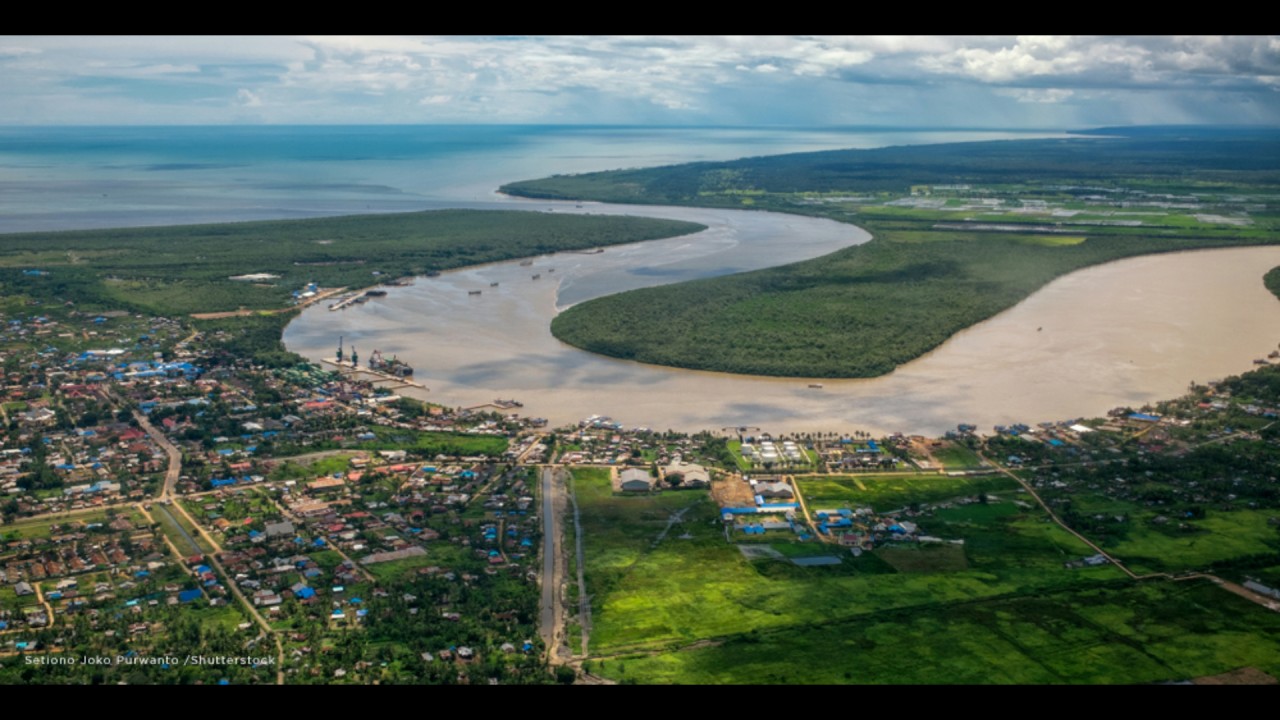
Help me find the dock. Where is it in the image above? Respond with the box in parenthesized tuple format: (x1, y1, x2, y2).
(321, 359, 429, 391)
(328, 294, 363, 312)
(464, 399, 525, 412)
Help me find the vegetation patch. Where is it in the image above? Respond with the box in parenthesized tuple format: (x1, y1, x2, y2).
(799, 474, 1017, 513)
(0, 209, 705, 316)
(513, 132, 1280, 378)
(354, 427, 507, 457)
(877, 544, 969, 573)
(595, 579, 1280, 684)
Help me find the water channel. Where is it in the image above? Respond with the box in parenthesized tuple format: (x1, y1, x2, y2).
(283, 201, 1280, 437)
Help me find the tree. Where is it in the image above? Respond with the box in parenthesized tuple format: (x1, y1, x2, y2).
(555, 665, 576, 685)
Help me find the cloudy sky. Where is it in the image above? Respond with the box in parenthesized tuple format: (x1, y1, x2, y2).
(2, 36, 1278, 127)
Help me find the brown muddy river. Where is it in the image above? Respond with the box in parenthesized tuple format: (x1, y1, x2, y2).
(283, 203, 1280, 436)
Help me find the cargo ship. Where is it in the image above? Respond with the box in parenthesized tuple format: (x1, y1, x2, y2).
(369, 349, 414, 378)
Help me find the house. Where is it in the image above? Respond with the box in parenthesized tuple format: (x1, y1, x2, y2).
(756, 481, 793, 499)
(663, 460, 710, 488)
(264, 520, 295, 538)
(618, 468, 653, 493)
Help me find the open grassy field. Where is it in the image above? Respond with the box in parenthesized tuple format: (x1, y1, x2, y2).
(1, 511, 109, 540)
(575, 446, 1280, 683)
(151, 504, 208, 556)
(0, 585, 21, 613)
(877, 544, 969, 573)
(364, 552, 443, 581)
(193, 603, 249, 632)
(600, 579, 1280, 684)
(797, 473, 1017, 512)
(309, 550, 347, 573)
(575, 468, 1120, 663)
(930, 444, 986, 470)
(362, 428, 508, 457)
(1104, 508, 1280, 575)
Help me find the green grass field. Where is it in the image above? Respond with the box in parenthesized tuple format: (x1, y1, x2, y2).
(573, 453, 1280, 683)
(1, 511, 109, 540)
(798, 473, 1016, 512)
(600, 579, 1280, 684)
(930, 444, 986, 470)
(0, 585, 22, 613)
(362, 428, 508, 457)
(364, 552, 442, 581)
(576, 467, 1120, 664)
(152, 504, 207, 556)
(1104, 508, 1280, 574)
(877, 544, 969, 573)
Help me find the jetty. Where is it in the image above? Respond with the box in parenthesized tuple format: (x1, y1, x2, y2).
(321, 359, 429, 391)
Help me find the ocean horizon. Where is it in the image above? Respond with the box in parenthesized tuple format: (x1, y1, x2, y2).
(0, 125, 1071, 234)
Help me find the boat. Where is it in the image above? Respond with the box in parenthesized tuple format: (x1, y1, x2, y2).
(490, 282, 499, 287)
(469, 290, 482, 296)
(369, 349, 414, 378)
(364, 289, 387, 297)
(519, 260, 533, 267)
(808, 383, 824, 389)
(531, 274, 541, 280)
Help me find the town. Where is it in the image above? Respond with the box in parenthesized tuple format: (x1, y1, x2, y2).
(2, 284, 1280, 685)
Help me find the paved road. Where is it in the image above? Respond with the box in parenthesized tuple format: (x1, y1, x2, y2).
(129, 422, 285, 683)
(133, 410, 182, 501)
(789, 474, 828, 544)
(539, 465, 564, 662)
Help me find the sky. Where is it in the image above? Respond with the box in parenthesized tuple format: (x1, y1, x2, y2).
(2, 35, 1278, 128)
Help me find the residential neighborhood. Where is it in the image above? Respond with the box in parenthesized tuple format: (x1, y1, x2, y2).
(4, 278, 1280, 685)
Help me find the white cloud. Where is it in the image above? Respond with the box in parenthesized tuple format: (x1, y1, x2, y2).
(996, 87, 1075, 104)
(0, 35, 1277, 126)
(0, 45, 40, 58)
(915, 35, 1280, 90)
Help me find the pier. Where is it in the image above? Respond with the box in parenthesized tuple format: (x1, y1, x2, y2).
(321, 359, 429, 391)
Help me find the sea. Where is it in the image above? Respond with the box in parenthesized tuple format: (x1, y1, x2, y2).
(0, 125, 1067, 234)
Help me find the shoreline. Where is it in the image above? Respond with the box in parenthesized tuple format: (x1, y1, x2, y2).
(283, 234, 1280, 437)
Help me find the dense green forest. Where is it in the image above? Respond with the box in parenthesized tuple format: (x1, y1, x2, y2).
(0, 209, 704, 316)
(550, 229, 1272, 377)
(510, 129, 1280, 378)
(501, 128, 1280, 204)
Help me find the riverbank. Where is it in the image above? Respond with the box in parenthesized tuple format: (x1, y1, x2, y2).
(284, 202, 1280, 438)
